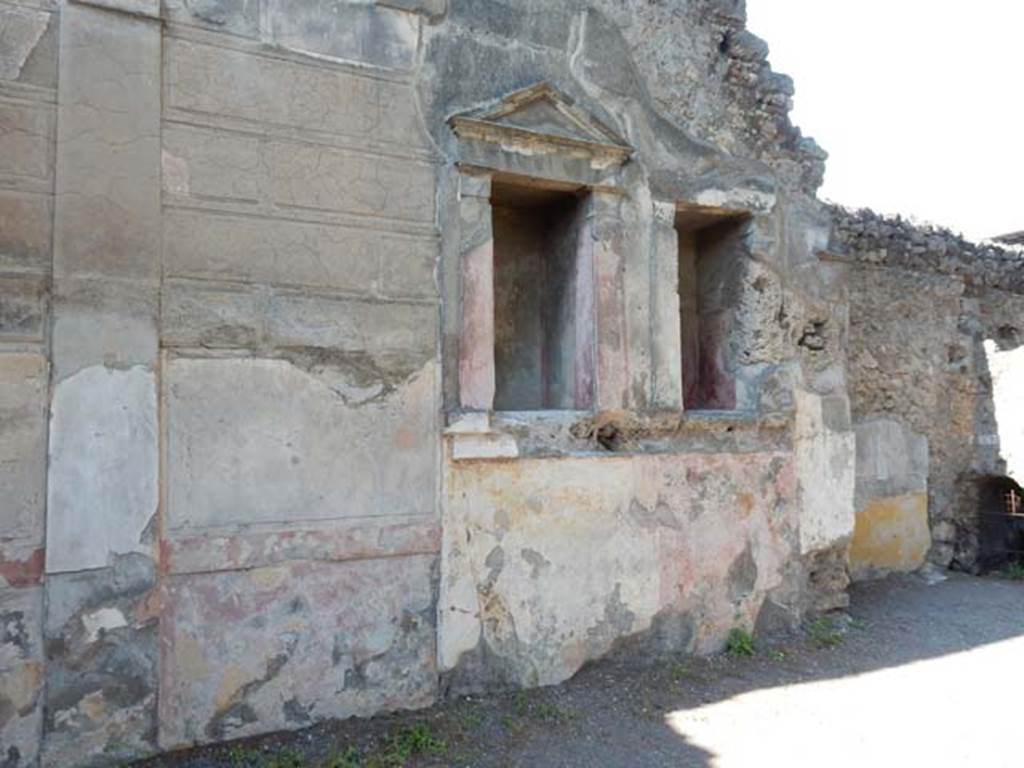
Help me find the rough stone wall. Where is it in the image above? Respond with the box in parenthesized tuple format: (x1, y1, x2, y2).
(584, 0, 827, 194)
(0, 1, 856, 765)
(832, 207, 1024, 571)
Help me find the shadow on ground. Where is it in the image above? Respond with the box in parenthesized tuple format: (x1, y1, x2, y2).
(134, 573, 1024, 768)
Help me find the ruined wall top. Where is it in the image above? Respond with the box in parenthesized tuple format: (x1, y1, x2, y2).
(581, 0, 827, 194)
(830, 205, 1024, 294)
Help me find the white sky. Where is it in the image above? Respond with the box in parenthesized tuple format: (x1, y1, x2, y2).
(745, 1, 1023, 242)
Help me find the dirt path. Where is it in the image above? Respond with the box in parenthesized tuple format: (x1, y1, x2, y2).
(137, 573, 1024, 767)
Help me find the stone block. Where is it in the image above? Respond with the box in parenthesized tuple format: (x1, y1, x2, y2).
(162, 125, 261, 203)
(163, 210, 436, 296)
(161, 280, 264, 349)
(265, 0, 419, 71)
(0, 354, 47, 570)
(850, 493, 931, 578)
(266, 141, 436, 224)
(377, 0, 445, 17)
(51, 278, 158, 382)
(165, 356, 438, 531)
(164, 39, 430, 150)
(42, 556, 158, 767)
(54, 4, 160, 280)
(46, 365, 158, 573)
(159, 555, 438, 748)
(0, 99, 52, 181)
(9, 5, 57, 91)
(162, 0, 259, 37)
(266, 294, 437, 356)
(0, 190, 51, 271)
(72, 0, 160, 18)
(0, 587, 43, 767)
(0, 273, 46, 340)
(0, 4, 49, 82)
(449, 432, 518, 461)
(378, 234, 439, 299)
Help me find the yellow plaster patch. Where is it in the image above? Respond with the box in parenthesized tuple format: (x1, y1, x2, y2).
(850, 493, 930, 574)
(247, 566, 288, 591)
(214, 665, 253, 712)
(174, 633, 209, 680)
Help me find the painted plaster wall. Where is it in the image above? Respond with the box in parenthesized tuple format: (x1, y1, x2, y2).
(0, 1, 858, 764)
(850, 419, 930, 578)
(155, 1, 444, 758)
(440, 450, 799, 691)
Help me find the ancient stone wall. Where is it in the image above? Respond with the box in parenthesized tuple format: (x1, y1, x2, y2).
(831, 207, 1024, 573)
(0, 1, 855, 765)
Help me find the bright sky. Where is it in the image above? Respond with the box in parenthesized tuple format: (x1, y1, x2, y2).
(746, 1, 1023, 242)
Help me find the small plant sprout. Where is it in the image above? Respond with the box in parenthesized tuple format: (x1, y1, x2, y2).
(726, 628, 755, 657)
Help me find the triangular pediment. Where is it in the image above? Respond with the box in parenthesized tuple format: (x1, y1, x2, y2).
(450, 83, 632, 160)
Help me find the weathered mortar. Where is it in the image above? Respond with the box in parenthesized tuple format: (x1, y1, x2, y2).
(0, 0, 859, 764)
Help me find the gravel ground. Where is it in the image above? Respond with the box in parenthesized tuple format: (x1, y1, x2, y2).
(134, 572, 1024, 768)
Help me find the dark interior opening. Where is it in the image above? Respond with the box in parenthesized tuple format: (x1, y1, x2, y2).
(491, 179, 593, 411)
(977, 475, 1024, 572)
(676, 207, 751, 410)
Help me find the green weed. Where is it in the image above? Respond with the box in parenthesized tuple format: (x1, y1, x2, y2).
(364, 723, 446, 767)
(725, 628, 755, 657)
(323, 746, 361, 768)
(1002, 561, 1024, 580)
(669, 659, 692, 683)
(807, 616, 844, 648)
(264, 748, 306, 768)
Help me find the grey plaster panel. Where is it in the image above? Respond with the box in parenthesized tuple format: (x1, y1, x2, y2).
(0, 190, 51, 271)
(266, 140, 436, 224)
(165, 356, 438, 531)
(164, 38, 430, 150)
(0, 354, 47, 547)
(163, 209, 437, 296)
(266, 293, 437, 355)
(53, 4, 161, 280)
(266, 0, 420, 71)
(0, 100, 52, 181)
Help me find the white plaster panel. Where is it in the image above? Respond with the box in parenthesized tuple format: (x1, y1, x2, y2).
(46, 365, 158, 572)
(795, 389, 856, 554)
